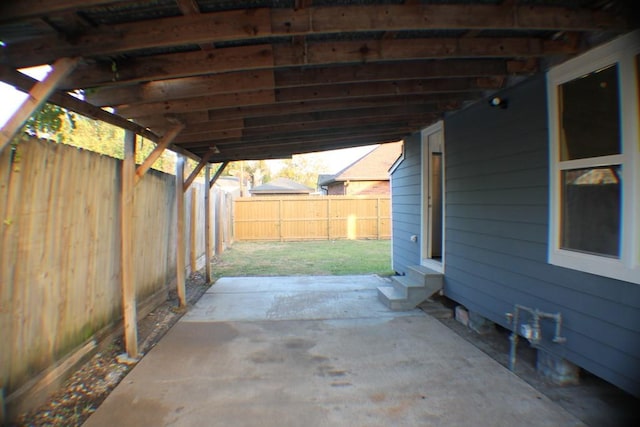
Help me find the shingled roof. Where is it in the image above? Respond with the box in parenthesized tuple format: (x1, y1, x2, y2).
(250, 177, 314, 194)
(319, 141, 402, 185)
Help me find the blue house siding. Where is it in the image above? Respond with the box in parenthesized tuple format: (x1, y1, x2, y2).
(443, 75, 640, 396)
(390, 132, 421, 274)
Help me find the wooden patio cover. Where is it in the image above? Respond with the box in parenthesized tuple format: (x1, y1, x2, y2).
(0, 0, 632, 359)
(0, 0, 632, 163)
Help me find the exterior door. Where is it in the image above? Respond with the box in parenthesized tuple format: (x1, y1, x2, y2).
(421, 122, 445, 271)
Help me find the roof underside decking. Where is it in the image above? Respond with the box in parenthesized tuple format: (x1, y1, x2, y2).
(0, 0, 633, 163)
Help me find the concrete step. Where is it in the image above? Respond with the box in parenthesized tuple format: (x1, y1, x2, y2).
(377, 286, 418, 311)
(407, 265, 443, 288)
(390, 275, 428, 300)
(377, 265, 444, 311)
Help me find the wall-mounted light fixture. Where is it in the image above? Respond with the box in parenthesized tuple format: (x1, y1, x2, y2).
(488, 96, 508, 109)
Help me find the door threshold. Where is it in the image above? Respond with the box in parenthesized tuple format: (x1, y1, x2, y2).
(421, 259, 443, 273)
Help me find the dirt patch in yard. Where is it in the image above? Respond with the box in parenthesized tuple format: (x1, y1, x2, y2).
(11, 272, 211, 427)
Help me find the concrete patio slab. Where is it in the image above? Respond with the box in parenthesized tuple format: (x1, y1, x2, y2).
(84, 276, 584, 427)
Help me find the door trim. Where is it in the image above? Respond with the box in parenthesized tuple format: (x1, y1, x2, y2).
(420, 121, 445, 273)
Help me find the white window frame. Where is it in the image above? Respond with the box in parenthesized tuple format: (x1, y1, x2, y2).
(547, 30, 640, 284)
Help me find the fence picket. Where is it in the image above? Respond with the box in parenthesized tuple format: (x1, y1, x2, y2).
(234, 196, 391, 241)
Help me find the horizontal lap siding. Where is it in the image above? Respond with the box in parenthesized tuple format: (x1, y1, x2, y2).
(444, 75, 640, 396)
(391, 132, 421, 274)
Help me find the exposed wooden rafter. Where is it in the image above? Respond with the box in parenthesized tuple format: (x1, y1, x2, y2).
(84, 59, 533, 107)
(0, 0, 629, 163)
(1, 4, 624, 69)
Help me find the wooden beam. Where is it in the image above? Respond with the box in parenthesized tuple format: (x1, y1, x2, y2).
(0, 57, 78, 153)
(117, 89, 275, 119)
(242, 104, 443, 129)
(134, 123, 185, 185)
(274, 77, 502, 103)
(62, 45, 275, 91)
(212, 135, 409, 162)
(3, 4, 624, 68)
(86, 58, 519, 107)
(204, 164, 211, 283)
(184, 122, 419, 151)
(0, 0, 132, 22)
(270, 4, 625, 33)
(175, 104, 441, 138)
(87, 69, 276, 107)
(275, 37, 575, 66)
(121, 129, 139, 359)
(176, 0, 201, 15)
(5, 8, 272, 68)
(175, 113, 435, 144)
(175, 156, 187, 308)
(183, 149, 217, 192)
(273, 59, 525, 87)
(134, 93, 469, 129)
(0, 63, 160, 142)
(209, 161, 229, 189)
(61, 41, 543, 91)
(117, 77, 493, 118)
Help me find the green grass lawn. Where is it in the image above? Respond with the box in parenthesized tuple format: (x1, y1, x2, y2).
(211, 240, 394, 280)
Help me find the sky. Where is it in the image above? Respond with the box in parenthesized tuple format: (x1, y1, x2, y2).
(0, 65, 51, 128)
(0, 66, 382, 173)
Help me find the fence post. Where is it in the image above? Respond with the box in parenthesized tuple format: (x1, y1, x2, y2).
(175, 156, 186, 308)
(204, 166, 211, 283)
(279, 198, 283, 242)
(326, 198, 331, 240)
(215, 190, 223, 255)
(377, 197, 381, 240)
(121, 129, 138, 359)
(189, 186, 197, 274)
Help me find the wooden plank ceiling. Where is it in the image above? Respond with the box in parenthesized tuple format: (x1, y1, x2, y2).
(0, 0, 632, 162)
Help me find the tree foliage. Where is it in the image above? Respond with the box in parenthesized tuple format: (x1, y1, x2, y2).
(21, 103, 75, 143)
(276, 155, 327, 188)
(16, 103, 176, 174)
(226, 160, 272, 188)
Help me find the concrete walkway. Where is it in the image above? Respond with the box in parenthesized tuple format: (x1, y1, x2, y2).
(84, 276, 584, 427)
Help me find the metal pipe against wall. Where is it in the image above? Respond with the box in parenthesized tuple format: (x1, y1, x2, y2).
(505, 304, 566, 371)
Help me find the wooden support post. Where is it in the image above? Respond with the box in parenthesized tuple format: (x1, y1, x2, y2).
(121, 129, 138, 359)
(0, 57, 79, 153)
(204, 165, 212, 283)
(176, 156, 187, 308)
(189, 186, 197, 274)
(134, 123, 184, 185)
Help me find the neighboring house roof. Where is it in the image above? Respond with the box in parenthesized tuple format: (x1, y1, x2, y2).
(317, 174, 334, 188)
(250, 177, 313, 195)
(319, 141, 403, 185)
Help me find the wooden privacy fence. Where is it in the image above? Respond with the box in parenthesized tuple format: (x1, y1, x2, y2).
(234, 196, 391, 241)
(0, 138, 232, 417)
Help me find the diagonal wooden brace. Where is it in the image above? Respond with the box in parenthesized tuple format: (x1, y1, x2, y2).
(0, 57, 79, 153)
(134, 122, 185, 185)
(183, 148, 217, 192)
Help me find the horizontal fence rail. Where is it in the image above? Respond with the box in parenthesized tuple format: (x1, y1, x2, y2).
(234, 196, 391, 241)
